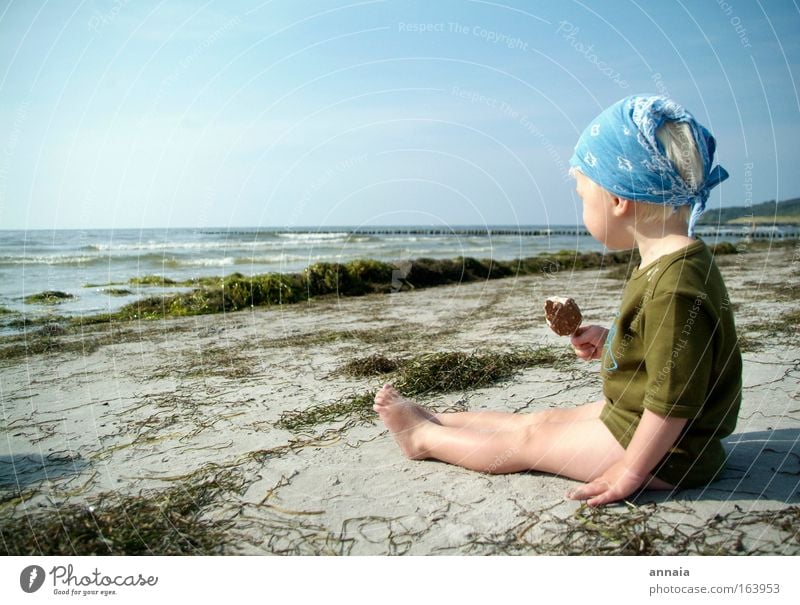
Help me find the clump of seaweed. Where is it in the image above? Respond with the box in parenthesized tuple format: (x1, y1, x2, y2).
(277, 392, 377, 432)
(710, 241, 740, 256)
(24, 291, 74, 304)
(0, 331, 102, 362)
(0, 306, 13, 315)
(398, 257, 501, 288)
(277, 347, 561, 431)
(1, 468, 244, 555)
(336, 353, 400, 377)
(129, 275, 177, 286)
(104, 288, 134, 296)
(72, 250, 661, 325)
(394, 348, 559, 395)
(305, 260, 394, 296)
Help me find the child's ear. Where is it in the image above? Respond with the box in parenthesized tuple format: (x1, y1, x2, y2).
(610, 197, 633, 217)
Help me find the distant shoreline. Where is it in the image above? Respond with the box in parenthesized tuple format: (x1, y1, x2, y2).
(203, 225, 800, 239)
(3, 195, 800, 233)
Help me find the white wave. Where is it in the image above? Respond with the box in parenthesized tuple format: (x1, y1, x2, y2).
(276, 232, 350, 242)
(87, 240, 279, 252)
(234, 254, 310, 265)
(169, 257, 236, 267)
(0, 255, 99, 266)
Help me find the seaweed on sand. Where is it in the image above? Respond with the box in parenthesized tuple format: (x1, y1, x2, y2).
(0, 329, 103, 362)
(0, 319, 193, 364)
(335, 353, 400, 377)
(277, 393, 378, 433)
(393, 348, 560, 395)
(741, 308, 800, 339)
(75, 249, 666, 324)
(277, 347, 561, 431)
(172, 345, 255, 379)
(458, 502, 800, 556)
(0, 467, 245, 555)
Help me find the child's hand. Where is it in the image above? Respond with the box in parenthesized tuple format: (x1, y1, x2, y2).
(565, 461, 648, 507)
(570, 325, 608, 360)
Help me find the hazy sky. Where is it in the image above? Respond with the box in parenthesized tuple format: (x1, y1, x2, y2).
(1, 0, 798, 230)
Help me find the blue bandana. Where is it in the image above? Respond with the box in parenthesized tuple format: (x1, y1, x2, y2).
(569, 95, 728, 236)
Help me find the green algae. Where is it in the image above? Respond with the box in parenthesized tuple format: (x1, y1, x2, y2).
(458, 502, 800, 556)
(1, 467, 244, 555)
(6, 244, 746, 329)
(24, 291, 74, 305)
(277, 347, 563, 432)
(98, 253, 638, 323)
(336, 353, 400, 377)
(128, 275, 178, 286)
(393, 348, 561, 395)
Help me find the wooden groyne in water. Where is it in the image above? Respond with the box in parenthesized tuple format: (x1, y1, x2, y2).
(204, 226, 800, 239)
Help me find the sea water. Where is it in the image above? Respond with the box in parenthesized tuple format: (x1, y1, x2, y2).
(0, 225, 767, 319)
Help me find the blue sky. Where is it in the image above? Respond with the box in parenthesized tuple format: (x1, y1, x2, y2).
(1, 0, 798, 230)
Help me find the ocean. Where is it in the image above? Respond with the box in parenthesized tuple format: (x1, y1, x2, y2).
(0, 225, 783, 320)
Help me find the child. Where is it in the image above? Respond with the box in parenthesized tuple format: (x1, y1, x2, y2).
(373, 95, 742, 506)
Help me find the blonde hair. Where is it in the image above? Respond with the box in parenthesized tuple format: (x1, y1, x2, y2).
(657, 120, 703, 189)
(633, 200, 691, 225)
(634, 120, 703, 226)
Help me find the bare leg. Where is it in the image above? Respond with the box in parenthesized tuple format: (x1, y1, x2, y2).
(374, 384, 674, 487)
(391, 383, 605, 433)
(430, 400, 606, 432)
(374, 385, 623, 479)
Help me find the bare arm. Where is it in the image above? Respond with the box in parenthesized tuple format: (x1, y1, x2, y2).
(567, 409, 688, 506)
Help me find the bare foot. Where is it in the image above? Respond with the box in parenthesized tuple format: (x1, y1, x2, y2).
(373, 384, 434, 459)
(373, 383, 442, 425)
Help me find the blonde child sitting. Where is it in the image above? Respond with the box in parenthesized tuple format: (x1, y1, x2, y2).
(374, 95, 742, 506)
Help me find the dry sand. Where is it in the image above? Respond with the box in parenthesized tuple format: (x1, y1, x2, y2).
(1, 243, 798, 555)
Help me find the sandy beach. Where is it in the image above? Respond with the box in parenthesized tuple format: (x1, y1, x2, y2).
(2, 242, 798, 555)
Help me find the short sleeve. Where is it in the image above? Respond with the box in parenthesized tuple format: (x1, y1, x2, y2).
(640, 293, 715, 418)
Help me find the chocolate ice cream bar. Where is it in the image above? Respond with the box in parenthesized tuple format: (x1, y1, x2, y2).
(544, 297, 582, 336)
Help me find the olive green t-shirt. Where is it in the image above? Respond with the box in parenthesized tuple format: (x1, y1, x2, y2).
(600, 240, 742, 488)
